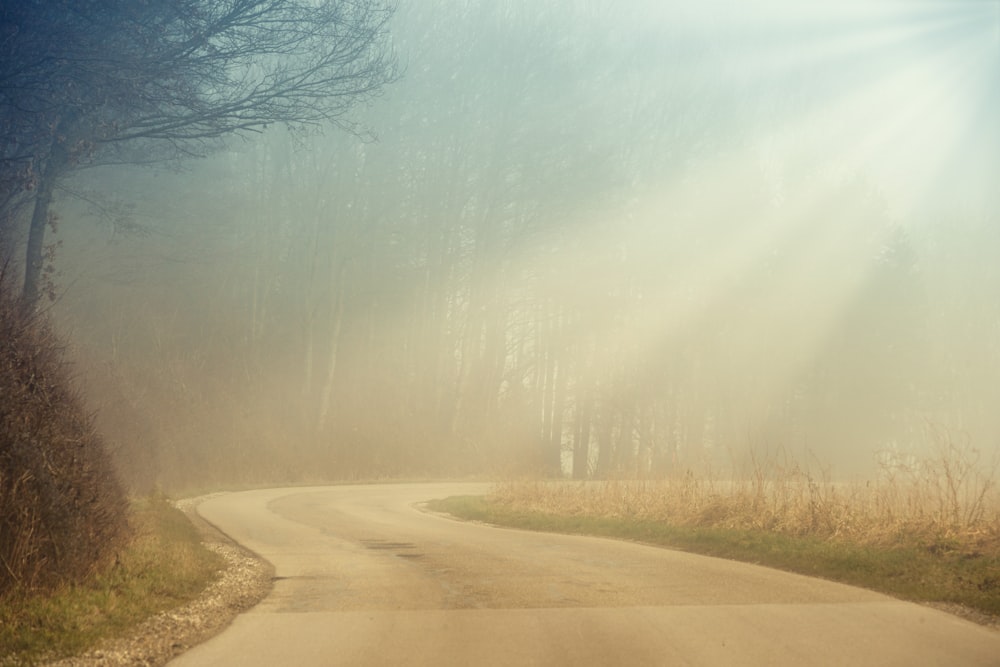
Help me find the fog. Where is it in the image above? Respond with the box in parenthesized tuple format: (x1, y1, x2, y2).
(48, 1, 1000, 489)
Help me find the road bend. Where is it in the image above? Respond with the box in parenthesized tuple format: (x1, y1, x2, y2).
(169, 483, 1000, 666)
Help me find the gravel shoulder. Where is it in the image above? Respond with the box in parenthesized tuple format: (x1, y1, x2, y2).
(45, 495, 274, 667)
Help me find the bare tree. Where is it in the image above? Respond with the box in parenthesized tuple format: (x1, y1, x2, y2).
(1, 0, 397, 306)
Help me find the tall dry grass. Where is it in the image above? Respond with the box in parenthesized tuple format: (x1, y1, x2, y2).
(492, 429, 999, 552)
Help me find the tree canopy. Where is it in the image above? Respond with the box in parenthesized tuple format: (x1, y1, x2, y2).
(0, 0, 397, 305)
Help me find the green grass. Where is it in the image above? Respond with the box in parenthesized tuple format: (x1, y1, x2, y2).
(0, 496, 223, 665)
(428, 495, 1000, 618)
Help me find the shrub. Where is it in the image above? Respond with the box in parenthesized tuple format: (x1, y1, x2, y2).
(0, 272, 129, 596)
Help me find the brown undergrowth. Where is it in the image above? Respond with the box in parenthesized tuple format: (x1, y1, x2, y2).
(0, 270, 129, 598)
(449, 431, 999, 618)
(0, 496, 225, 664)
(493, 431, 999, 553)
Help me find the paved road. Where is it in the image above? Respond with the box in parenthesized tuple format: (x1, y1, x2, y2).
(170, 483, 1000, 666)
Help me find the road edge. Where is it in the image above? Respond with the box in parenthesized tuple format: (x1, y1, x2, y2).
(44, 494, 275, 667)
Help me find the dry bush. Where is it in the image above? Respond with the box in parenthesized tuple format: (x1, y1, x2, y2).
(492, 433, 1000, 551)
(0, 273, 130, 596)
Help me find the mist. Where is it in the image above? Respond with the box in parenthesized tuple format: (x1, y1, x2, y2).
(47, 1, 1000, 489)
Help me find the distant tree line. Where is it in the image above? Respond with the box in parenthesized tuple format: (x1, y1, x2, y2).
(48, 0, 993, 490)
(25, 1, 1000, 489)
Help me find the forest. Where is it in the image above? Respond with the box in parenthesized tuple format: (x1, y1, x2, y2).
(6, 1, 1000, 491)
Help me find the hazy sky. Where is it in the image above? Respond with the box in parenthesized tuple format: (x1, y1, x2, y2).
(633, 1, 999, 219)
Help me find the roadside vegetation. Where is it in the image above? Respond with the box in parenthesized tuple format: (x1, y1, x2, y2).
(431, 434, 1000, 620)
(0, 276, 222, 663)
(0, 274, 129, 598)
(0, 496, 223, 665)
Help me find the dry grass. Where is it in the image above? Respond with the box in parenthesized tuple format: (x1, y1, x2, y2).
(429, 430, 1000, 619)
(492, 430, 1000, 554)
(0, 496, 223, 664)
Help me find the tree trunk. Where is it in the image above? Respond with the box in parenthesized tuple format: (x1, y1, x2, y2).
(316, 260, 349, 432)
(22, 159, 58, 308)
(572, 393, 592, 479)
(595, 407, 614, 478)
(22, 117, 75, 309)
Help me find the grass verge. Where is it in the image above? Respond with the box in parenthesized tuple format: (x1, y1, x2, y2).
(428, 494, 1000, 620)
(0, 496, 223, 665)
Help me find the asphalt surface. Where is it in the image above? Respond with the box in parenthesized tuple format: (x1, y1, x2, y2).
(169, 483, 1000, 666)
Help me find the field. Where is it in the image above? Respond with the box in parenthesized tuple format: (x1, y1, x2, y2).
(433, 431, 1000, 621)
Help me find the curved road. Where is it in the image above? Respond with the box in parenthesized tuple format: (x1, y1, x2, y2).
(170, 483, 1000, 666)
